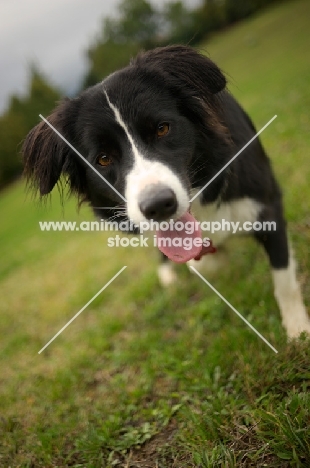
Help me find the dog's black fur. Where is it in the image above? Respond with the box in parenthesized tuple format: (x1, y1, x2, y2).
(22, 45, 309, 337)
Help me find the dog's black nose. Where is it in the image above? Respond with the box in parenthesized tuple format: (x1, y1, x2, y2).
(138, 185, 178, 221)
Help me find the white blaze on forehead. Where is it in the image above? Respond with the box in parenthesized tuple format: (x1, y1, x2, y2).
(103, 88, 189, 224)
(103, 89, 140, 162)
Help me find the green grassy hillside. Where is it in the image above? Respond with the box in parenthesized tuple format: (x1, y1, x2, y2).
(1, 0, 310, 466)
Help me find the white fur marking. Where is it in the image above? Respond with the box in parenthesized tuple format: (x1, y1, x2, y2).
(272, 252, 310, 338)
(104, 90, 141, 162)
(191, 196, 262, 245)
(103, 89, 189, 224)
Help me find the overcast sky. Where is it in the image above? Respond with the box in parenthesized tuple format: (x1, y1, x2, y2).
(0, 0, 201, 113)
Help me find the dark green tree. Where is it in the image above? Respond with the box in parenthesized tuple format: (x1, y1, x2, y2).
(162, 1, 198, 45)
(83, 41, 140, 88)
(83, 0, 201, 88)
(83, 0, 161, 88)
(103, 0, 160, 47)
(0, 67, 61, 189)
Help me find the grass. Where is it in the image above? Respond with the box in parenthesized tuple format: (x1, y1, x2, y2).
(1, 0, 310, 466)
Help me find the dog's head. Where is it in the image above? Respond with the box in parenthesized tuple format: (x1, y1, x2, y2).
(23, 45, 230, 228)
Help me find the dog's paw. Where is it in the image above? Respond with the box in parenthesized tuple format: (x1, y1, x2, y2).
(157, 263, 177, 287)
(274, 278, 310, 339)
(284, 315, 310, 339)
(281, 300, 310, 338)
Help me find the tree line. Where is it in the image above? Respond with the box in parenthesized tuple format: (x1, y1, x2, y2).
(0, 0, 283, 190)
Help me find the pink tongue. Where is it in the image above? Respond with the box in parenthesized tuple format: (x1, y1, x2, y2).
(156, 212, 202, 263)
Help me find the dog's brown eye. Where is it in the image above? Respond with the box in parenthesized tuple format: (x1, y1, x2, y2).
(157, 122, 170, 138)
(97, 153, 112, 167)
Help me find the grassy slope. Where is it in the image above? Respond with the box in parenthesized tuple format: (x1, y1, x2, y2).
(1, 0, 310, 466)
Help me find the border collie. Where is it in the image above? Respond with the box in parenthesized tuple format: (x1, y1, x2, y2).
(22, 45, 310, 338)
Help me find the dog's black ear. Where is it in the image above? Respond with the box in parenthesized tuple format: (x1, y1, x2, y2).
(133, 45, 226, 97)
(22, 99, 75, 196)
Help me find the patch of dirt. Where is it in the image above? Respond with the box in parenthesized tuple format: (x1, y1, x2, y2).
(112, 418, 195, 468)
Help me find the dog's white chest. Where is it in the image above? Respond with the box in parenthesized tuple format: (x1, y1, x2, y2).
(191, 197, 262, 245)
